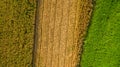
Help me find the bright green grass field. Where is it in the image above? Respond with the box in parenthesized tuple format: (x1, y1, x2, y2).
(81, 0, 120, 67)
(0, 0, 36, 66)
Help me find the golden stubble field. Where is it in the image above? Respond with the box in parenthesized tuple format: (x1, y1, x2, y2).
(33, 0, 93, 67)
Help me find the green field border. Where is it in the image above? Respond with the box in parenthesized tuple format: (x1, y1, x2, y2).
(81, 0, 120, 67)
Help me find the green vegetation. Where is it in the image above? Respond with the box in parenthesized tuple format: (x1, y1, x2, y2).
(0, 0, 36, 66)
(81, 0, 120, 67)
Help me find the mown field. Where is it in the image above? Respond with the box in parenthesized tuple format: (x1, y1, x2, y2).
(1, 0, 120, 67)
(0, 0, 36, 66)
(81, 0, 120, 67)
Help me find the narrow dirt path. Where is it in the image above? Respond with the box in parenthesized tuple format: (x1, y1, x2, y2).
(33, 0, 93, 67)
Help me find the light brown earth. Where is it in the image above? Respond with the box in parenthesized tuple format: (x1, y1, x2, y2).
(33, 0, 93, 67)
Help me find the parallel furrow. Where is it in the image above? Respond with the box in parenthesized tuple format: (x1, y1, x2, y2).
(33, 0, 93, 67)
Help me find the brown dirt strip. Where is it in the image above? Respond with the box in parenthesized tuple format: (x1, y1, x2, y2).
(33, 0, 93, 67)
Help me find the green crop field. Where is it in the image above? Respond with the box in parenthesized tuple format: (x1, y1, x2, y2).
(0, 0, 36, 66)
(81, 0, 120, 67)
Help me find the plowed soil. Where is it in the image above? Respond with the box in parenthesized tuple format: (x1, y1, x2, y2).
(33, 0, 93, 67)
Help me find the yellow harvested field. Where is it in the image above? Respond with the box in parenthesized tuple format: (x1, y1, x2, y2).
(33, 0, 93, 67)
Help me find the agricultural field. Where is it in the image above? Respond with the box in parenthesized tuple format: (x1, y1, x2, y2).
(0, 0, 36, 67)
(0, 0, 120, 67)
(33, 0, 93, 67)
(81, 0, 120, 67)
